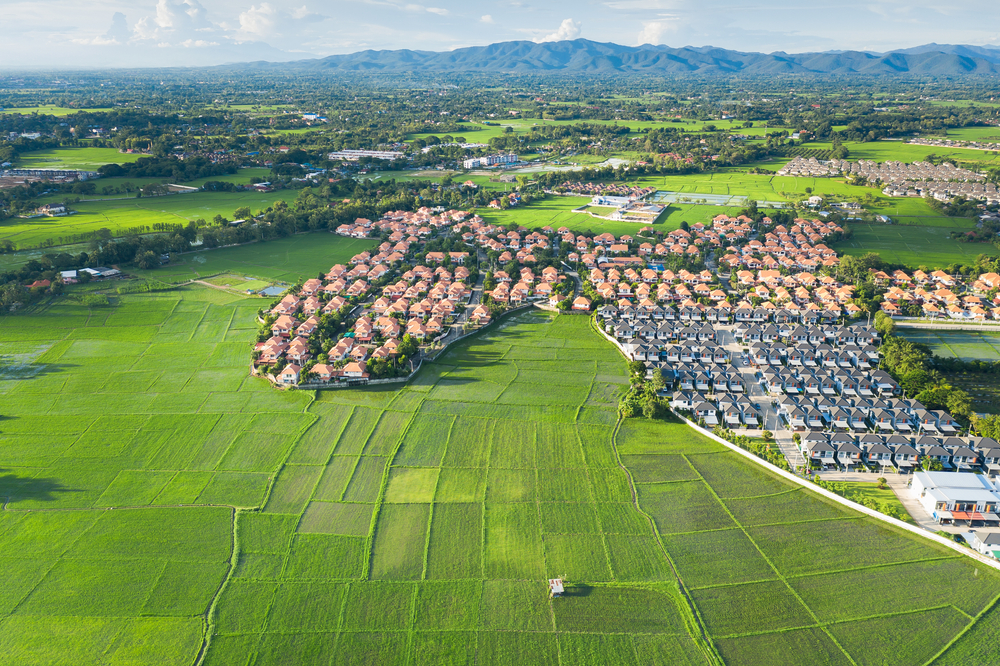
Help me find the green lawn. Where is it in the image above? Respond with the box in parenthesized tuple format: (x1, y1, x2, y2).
(0, 298, 995, 665)
(834, 223, 1000, 269)
(15, 147, 145, 170)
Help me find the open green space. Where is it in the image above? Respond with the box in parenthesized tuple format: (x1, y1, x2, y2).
(834, 224, 1000, 269)
(1, 105, 115, 116)
(900, 330, 1000, 361)
(15, 147, 144, 171)
(0, 293, 996, 664)
(138, 232, 375, 284)
(478, 195, 698, 236)
(201, 274, 273, 292)
(800, 139, 1000, 166)
(0, 189, 293, 249)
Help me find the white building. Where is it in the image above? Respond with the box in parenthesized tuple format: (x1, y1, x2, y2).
(328, 149, 405, 161)
(463, 154, 518, 169)
(591, 195, 633, 207)
(911, 471, 1000, 524)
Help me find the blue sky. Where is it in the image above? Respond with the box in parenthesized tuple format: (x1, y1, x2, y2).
(2, 0, 999, 69)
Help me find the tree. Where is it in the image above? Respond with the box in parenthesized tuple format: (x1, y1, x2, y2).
(915, 384, 954, 412)
(233, 206, 251, 221)
(627, 360, 646, 377)
(134, 251, 159, 269)
(921, 455, 944, 472)
(642, 400, 657, 420)
(972, 414, 1000, 439)
(650, 368, 667, 392)
(397, 334, 419, 358)
(761, 430, 774, 442)
(873, 310, 896, 337)
(946, 389, 973, 423)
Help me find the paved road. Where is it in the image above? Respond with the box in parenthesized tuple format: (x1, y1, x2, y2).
(716, 326, 809, 471)
(815, 471, 970, 534)
(561, 261, 582, 299)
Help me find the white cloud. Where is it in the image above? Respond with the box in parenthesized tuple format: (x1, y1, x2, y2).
(401, 3, 449, 14)
(605, 0, 679, 10)
(480, 14, 495, 23)
(536, 18, 581, 43)
(180, 38, 219, 47)
(636, 18, 677, 45)
(132, 0, 216, 44)
(72, 11, 130, 45)
(236, 2, 327, 40)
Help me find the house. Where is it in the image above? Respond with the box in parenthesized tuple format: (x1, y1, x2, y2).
(969, 531, 1000, 559)
(308, 363, 336, 383)
(272, 315, 298, 337)
(277, 363, 301, 385)
(694, 402, 719, 425)
(572, 296, 592, 312)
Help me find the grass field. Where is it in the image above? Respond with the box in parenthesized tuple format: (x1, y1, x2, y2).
(798, 139, 1000, 167)
(477, 194, 739, 236)
(1, 105, 114, 116)
(137, 232, 376, 284)
(15, 147, 145, 170)
(900, 330, 1000, 361)
(834, 224, 1000, 269)
(897, 330, 1000, 413)
(1, 293, 997, 664)
(0, 189, 294, 249)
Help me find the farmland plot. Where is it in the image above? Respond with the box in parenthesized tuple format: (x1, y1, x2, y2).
(1, 293, 997, 666)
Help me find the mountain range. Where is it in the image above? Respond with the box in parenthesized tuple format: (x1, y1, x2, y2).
(235, 40, 1000, 75)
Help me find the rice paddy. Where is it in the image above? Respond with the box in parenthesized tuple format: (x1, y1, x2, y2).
(899, 329, 1000, 361)
(0, 189, 294, 250)
(0, 285, 996, 665)
(834, 223, 1000, 269)
(14, 146, 144, 171)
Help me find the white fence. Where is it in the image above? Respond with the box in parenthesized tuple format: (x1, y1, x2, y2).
(679, 415, 1000, 572)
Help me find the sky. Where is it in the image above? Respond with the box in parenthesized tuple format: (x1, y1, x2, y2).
(2, 0, 1000, 69)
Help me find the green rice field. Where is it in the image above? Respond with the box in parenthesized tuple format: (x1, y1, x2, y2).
(0, 288, 996, 664)
(899, 330, 1000, 415)
(0, 105, 115, 116)
(15, 146, 145, 171)
(900, 330, 1000, 361)
(834, 224, 1000, 269)
(139, 233, 375, 284)
(0, 190, 294, 250)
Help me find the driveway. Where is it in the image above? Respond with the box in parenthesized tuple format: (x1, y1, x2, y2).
(717, 325, 808, 471)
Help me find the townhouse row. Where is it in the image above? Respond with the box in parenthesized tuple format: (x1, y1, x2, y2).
(777, 393, 955, 436)
(800, 432, 994, 475)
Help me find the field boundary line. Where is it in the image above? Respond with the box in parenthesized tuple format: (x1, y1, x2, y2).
(607, 419, 723, 666)
(682, 453, 859, 666)
(926, 591, 1000, 666)
(781, 555, 960, 580)
(677, 415, 1000, 573)
(364, 405, 421, 581)
(194, 505, 239, 666)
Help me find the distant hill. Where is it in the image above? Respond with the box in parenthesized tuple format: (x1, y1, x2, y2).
(233, 39, 1000, 75)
